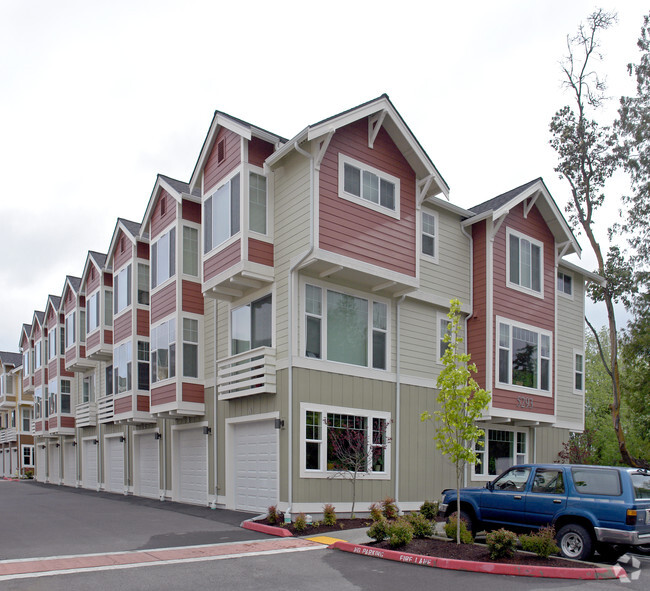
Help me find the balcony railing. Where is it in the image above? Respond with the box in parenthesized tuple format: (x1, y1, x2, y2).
(217, 347, 276, 400)
(0, 428, 17, 443)
(76, 402, 97, 428)
(97, 396, 114, 424)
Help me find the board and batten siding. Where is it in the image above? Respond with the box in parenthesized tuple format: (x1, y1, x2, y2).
(534, 426, 571, 463)
(399, 299, 437, 381)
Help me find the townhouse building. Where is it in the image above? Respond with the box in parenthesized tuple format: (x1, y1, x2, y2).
(16, 95, 601, 516)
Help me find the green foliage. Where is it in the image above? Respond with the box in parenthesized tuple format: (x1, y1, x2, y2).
(366, 518, 390, 542)
(322, 504, 337, 526)
(381, 497, 398, 520)
(405, 512, 433, 538)
(443, 517, 473, 544)
(388, 517, 414, 548)
(557, 430, 596, 464)
(24, 469, 34, 479)
(312, 521, 321, 528)
(267, 505, 281, 525)
(294, 513, 307, 533)
(369, 502, 383, 522)
(486, 529, 518, 560)
(419, 500, 439, 520)
(519, 527, 560, 559)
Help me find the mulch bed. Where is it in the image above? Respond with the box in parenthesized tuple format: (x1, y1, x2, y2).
(256, 517, 373, 536)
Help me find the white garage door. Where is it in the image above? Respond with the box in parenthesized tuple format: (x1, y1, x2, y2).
(83, 440, 98, 490)
(176, 428, 207, 505)
(0, 450, 6, 476)
(135, 434, 159, 499)
(11, 448, 18, 476)
(234, 420, 278, 512)
(36, 445, 46, 482)
(63, 442, 76, 486)
(48, 444, 60, 484)
(105, 437, 124, 493)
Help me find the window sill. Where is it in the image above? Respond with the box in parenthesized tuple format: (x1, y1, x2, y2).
(495, 382, 552, 398)
(506, 281, 544, 300)
(300, 470, 390, 480)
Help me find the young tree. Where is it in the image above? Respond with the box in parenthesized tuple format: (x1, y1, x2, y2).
(549, 9, 643, 467)
(421, 299, 491, 544)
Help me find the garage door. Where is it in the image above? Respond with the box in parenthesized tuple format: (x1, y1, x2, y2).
(83, 440, 98, 490)
(63, 442, 76, 486)
(176, 428, 207, 505)
(105, 437, 125, 493)
(48, 444, 60, 484)
(135, 434, 160, 499)
(36, 445, 46, 482)
(0, 450, 6, 476)
(11, 448, 18, 476)
(234, 420, 278, 512)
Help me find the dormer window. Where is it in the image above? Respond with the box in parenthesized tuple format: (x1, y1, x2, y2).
(217, 138, 225, 164)
(339, 154, 399, 218)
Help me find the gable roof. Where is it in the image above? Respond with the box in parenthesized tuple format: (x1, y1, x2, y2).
(19, 324, 31, 349)
(189, 112, 286, 192)
(140, 174, 200, 236)
(80, 250, 108, 291)
(44, 295, 62, 322)
(464, 177, 581, 257)
(0, 351, 23, 369)
(106, 217, 143, 267)
(30, 311, 45, 338)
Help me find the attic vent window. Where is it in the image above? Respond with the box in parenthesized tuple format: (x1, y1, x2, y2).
(217, 139, 225, 164)
(120, 237, 125, 253)
(160, 196, 166, 216)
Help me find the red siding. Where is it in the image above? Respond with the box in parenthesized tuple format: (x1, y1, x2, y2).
(182, 280, 204, 315)
(182, 199, 201, 224)
(49, 416, 57, 429)
(151, 282, 176, 324)
(86, 265, 101, 294)
(47, 308, 56, 325)
(48, 359, 57, 378)
(468, 220, 488, 390)
(182, 382, 204, 404)
(136, 308, 149, 337)
(248, 238, 273, 267)
(105, 329, 113, 345)
(79, 345, 86, 358)
(136, 395, 150, 412)
(113, 230, 133, 271)
(248, 137, 274, 167)
(60, 416, 75, 428)
(203, 240, 241, 282)
(318, 119, 417, 277)
(34, 325, 42, 340)
(137, 241, 150, 260)
(65, 347, 75, 365)
(151, 189, 177, 239)
(204, 127, 241, 194)
(60, 357, 73, 377)
(35, 421, 42, 431)
(103, 272, 113, 288)
(114, 310, 132, 344)
(114, 396, 132, 414)
(151, 383, 176, 406)
(87, 331, 100, 351)
(34, 372, 42, 387)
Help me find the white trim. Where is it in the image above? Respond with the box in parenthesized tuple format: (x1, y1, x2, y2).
(505, 227, 545, 299)
(557, 269, 574, 300)
(227, 288, 275, 357)
(337, 153, 400, 219)
(573, 348, 585, 395)
(421, 209, 439, 264)
(472, 425, 529, 481)
(170, 421, 209, 506)
(436, 310, 451, 365)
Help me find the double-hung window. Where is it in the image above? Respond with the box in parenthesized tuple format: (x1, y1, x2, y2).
(182, 226, 199, 276)
(557, 270, 573, 297)
(249, 172, 267, 234)
(231, 295, 272, 354)
(497, 317, 551, 394)
(507, 229, 543, 296)
(23, 351, 29, 376)
(65, 314, 75, 349)
(151, 319, 175, 383)
(204, 173, 240, 253)
(48, 379, 57, 415)
(339, 154, 399, 217)
(304, 284, 388, 370)
(48, 328, 56, 359)
(22, 445, 34, 467)
(422, 211, 437, 261)
(60, 380, 71, 413)
(1, 374, 12, 395)
(138, 263, 150, 304)
(438, 312, 451, 363)
(137, 341, 149, 390)
(34, 386, 42, 419)
(114, 264, 132, 314)
(87, 291, 100, 333)
(35, 341, 42, 369)
(82, 375, 94, 403)
(114, 342, 132, 394)
(22, 408, 32, 432)
(574, 350, 584, 393)
(151, 228, 176, 288)
(182, 319, 199, 378)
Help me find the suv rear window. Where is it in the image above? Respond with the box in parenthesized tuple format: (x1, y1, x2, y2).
(572, 468, 621, 496)
(631, 472, 650, 499)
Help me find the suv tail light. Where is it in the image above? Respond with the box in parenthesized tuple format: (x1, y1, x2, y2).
(626, 509, 637, 525)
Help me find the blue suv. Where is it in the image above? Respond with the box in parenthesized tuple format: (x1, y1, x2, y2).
(440, 464, 650, 560)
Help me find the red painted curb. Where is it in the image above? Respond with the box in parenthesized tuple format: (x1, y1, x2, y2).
(330, 541, 626, 580)
(242, 520, 293, 537)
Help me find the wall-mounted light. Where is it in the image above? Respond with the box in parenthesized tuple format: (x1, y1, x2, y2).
(93, 439, 99, 445)
(55, 443, 60, 448)
(203, 426, 212, 435)
(39, 444, 46, 449)
(72, 441, 77, 446)
(154, 432, 161, 440)
(274, 418, 285, 430)
(119, 436, 125, 443)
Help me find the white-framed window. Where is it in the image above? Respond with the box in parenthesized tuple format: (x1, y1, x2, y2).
(106, 364, 113, 395)
(574, 350, 584, 393)
(497, 316, 552, 395)
(151, 319, 176, 383)
(151, 227, 176, 289)
(304, 283, 388, 370)
(87, 291, 100, 333)
(48, 379, 57, 415)
(301, 403, 391, 478)
(10, 410, 15, 427)
(137, 341, 149, 391)
(231, 294, 272, 355)
(474, 428, 528, 478)
(204, 172, 240, 254)
(137, 263, 150, 305)
(338, 154, 400, 218)
(34, 386, 42, 419)
(1, 373, 12, 395)
(422, 210, 438, 262)
(557, 270, 573, 298)
(506, 228, 543, 297)
(22, 444, 34, 467)
(34, 340, 42, 369)
(182, 318, 199, 378)
(61, 379, 71, 413)
(104, 290, 113, 326)
(22, 408, 32, 432)
(114, 341, 133, 394)
(48, 328, 56, 359)
(80, 310, 86, 343)
(82, 375, 95, 403)
(65, 313, 76, 349)
(23, 350, 30, 376)
(249, 172, 267, 235)
(182, 226, 199, 277)
(114, 264, 132, 314)
(437, 312, 451, 363)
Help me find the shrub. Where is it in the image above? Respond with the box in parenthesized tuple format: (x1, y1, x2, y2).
(267, 505, 281, 525)
(406, 512, 433, 538)
(419, 500, 439, 521)
(323, 504, 337, 526)
(369, 502, 383, 522)
(519, 527, 559, 559)
(367, 517, 390, 542)
(486, 528, 518, 560)
(444, 516, 473, 544)
(312, 521, 321, 528)
(388, 517, 414, 548)
(294, 513, 307, 533)
(24, 469, 34, 479)
(381, 497, 398, 520)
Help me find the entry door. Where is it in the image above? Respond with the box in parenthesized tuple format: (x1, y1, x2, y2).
(105, 437, 125, 493)
(135, 434, 160, 499)
(83, 440, 98, 489)
(176, 428, 207, 505)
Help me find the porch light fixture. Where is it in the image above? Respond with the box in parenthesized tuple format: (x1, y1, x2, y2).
(119, 436, 125, 443)
(55, 443, 60, 448)
(93, 439, 99, 445)
(274, 418, 285, 429)
(203, 426, 212, 435)
(72, 441, 77, 446)
(154, 432, 161, 440)
(39, 444, 46, 449)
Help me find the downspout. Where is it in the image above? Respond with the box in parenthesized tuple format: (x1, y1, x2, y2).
(286, 140, 315, 518)
(395, 294, 406, 513)
(160, 422, 166, 501)
(460, 223, 474, 487)
(211, 298, 218, 509)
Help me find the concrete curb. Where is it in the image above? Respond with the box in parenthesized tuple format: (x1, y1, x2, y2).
(330, 541, 627, 580)
(241, 520, 293, 537)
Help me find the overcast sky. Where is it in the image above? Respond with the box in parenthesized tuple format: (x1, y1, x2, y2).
(1, 1, 646, 353)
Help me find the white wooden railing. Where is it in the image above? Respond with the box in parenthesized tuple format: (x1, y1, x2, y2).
(97, 396, 114, 424)
(217, 347, 276, 400)
(76, 402, 97, 427)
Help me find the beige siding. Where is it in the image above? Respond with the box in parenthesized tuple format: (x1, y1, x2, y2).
(400, 299, 436, 382)
(203, 298, 215, 379)
(535, 426, 571, 463)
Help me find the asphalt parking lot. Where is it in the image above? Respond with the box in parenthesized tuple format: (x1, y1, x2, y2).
(0, 479, 262, 560)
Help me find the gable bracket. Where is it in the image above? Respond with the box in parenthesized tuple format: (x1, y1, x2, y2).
(555, 241, 571, 265)
(489, 213, 507, 241)
(523, 193, 539, 218)
(314, 129, 335, 171)
(417, 176, 434, 206)
(368, 110, 387, 149)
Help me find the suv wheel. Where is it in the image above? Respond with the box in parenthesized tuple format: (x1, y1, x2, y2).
(557, 524, 594, 561)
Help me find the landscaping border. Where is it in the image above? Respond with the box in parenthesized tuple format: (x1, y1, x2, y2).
(241, 519, 293, 537)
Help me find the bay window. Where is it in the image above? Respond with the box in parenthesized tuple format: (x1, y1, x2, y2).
(23, 351, 29, 376)
(182, 226, 199, 276)
(151, 319, 175, 383)
(87, 291, 100, 333)
(34, 386, 42, 419)
(114, 342, 133, 394)
(339, 154, 399, 216)
(231, 294, 272, 354)
(48, 379, 57, 415)
(65, 314, 76, 349)
(507, 229, 543, 295)
(35, 340, 42, 369)
(61, 380, 71, 413)
(204, 173, 240, 253)
(114, 264, 132, 314)
(151, 228, 176, 288)
(474, 429, 527, 477)
(497, 317, 551, 394)
(249, 172, 267, 234)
